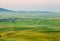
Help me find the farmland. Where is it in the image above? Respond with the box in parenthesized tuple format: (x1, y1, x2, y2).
(0, 12, 60, 41)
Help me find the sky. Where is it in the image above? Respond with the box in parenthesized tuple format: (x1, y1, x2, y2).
(0, 0, 60, 12)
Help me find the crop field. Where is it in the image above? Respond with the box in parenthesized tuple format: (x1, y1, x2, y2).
(0, 12, 60, 41)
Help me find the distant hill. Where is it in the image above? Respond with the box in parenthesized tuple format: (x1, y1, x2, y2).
(0, 8, 14, 12)
(0, 8, 53, 13)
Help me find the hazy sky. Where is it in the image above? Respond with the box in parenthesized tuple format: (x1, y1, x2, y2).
(0, 0, 60, 12)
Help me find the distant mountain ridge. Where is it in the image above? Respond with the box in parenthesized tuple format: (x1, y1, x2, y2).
(0, 8, 14, 12)
(0, 8, 53, 13)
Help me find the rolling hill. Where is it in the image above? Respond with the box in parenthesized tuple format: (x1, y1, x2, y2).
(0, 8, 14, 12)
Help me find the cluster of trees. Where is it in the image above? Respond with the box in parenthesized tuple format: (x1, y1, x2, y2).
(0, 18, 41, 22)
(0, 18, 19, 22)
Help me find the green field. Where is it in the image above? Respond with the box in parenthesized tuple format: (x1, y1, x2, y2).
(0, 12, 60, 41)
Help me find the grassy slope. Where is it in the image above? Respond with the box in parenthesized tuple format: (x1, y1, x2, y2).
(0, 19, 60, 41)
